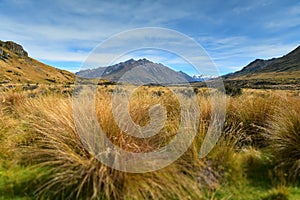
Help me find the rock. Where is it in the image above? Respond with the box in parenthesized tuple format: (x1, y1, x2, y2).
(0, 40, 28, 57)
(0, 47, 8, 60)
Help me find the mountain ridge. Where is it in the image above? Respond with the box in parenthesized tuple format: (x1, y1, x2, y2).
(76, 58, 196, 84)
(224, 45, 300, 80)
(222, 45, 300, 89)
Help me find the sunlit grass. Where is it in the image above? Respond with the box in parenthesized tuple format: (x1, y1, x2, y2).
(265, 96, 300, 180)
(0, 87, 300, 199)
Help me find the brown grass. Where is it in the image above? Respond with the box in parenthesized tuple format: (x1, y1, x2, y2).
(1, 86, 300, 199)
(14, 87, 204, 199)
(226, 91, 283, 146)
(0, 46, 74, 84)
(265, 96, 300, 179)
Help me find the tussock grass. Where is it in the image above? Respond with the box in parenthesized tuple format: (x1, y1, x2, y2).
(0, 91, 30, 158)
(16, 95, 124, 199)
(265, 97, 300, 179)
(15, 89, 203, 199)
(203, 123, 245, 186)
(1, 86, 300, 199)
(0, 91, 26, 115)
(226, 92, 281, 147)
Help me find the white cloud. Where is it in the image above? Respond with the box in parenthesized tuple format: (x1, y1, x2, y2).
(1, 0, 299, 75)
(0, 0, 201, 68)
(264, 3, 300, 30)
(197, 35, 299, 74)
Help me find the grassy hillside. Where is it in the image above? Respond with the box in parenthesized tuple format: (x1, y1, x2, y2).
(0, 41, 74, 84)
(223, 46, 300, 89)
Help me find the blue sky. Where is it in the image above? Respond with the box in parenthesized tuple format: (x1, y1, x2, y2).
(0, 0, 300, 75)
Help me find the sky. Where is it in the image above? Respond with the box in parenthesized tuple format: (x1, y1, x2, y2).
(0, 0, 299, 75)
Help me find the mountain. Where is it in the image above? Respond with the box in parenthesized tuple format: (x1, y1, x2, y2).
(222, 45, 300, 89)
(223, 59, 274, 79)
(224, 46, 300, 81)
(77, 58, 196, 84)
(0, 40, 74, 84)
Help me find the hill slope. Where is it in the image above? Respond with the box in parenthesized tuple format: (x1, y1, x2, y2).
(77, 58, 195, 84)
(223, 46, 300, 89)
(224, 46, 300, 80)
(0, 40, 74, 84)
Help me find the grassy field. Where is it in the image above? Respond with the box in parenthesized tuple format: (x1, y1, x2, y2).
(0, 84, 300, 199)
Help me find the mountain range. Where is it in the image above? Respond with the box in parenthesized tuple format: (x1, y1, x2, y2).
(0, 40, 299, 88)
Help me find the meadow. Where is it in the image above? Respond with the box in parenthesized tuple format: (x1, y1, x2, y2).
(0, 83, 300, 199)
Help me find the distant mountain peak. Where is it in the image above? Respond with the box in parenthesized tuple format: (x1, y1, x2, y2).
(137, 58, 151, 62)
(118, 58, 153, 65)
(126, 58, 154, 65)
(77, 58, 196, 84)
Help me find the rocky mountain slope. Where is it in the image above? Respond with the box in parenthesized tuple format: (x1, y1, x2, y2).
(0, 40, 74, 84)
(77, 58, 195, 84)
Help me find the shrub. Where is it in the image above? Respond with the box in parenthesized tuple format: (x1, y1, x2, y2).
(224, 84, 242, 97)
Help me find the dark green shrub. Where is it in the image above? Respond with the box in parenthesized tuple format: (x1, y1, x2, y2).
(224, 84, 242, 96)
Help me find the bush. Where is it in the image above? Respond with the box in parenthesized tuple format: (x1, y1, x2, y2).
(224, 84, 242, 97)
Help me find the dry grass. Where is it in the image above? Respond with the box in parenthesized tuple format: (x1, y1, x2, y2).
(13, 87, 204, 199)
(0, 91, 29, 158)
(265, 96, 300, 179)
(1, 86, 300, 199)
(226, 91, 283, 147)
(15, 94, 124, 199)
(0, 45, 74, 84)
